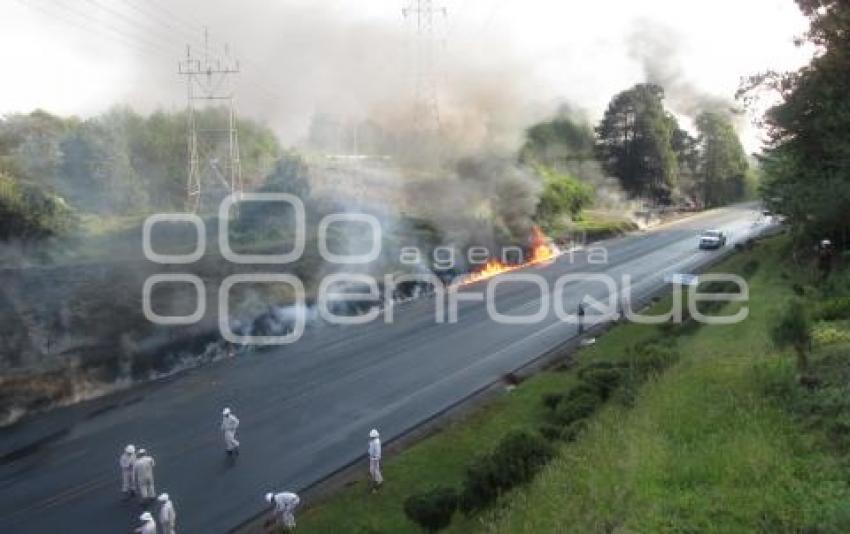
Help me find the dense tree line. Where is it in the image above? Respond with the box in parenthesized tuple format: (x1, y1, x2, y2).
(743, 0, 850, 246)
(522, 88, 751, 221)
(0, 107, 281, 220)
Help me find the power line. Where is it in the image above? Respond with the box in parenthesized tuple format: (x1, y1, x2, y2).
(17, 0, 175, 60)
(179, 28, 243, 214)
(114, 0, 289, 106)
(403, 0, 447, 134)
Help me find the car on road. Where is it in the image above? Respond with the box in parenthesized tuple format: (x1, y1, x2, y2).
(698, 229, 727, 249)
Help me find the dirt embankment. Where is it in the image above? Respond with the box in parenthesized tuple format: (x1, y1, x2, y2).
(0, 252, 312, 427)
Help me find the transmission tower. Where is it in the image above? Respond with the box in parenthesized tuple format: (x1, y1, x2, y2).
(178, 28, 242, 213)
(402, 0, 446, 134)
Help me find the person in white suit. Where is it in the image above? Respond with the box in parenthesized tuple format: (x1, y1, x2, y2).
(158, 493, 177, 534)
(135, 512, 156, 534)
(368, 428, 383, 491)
(265, 491, 300, 529)
(119, 444, 136, 497)
(221, 407, 240, 455)
(133, 449, 156, 500)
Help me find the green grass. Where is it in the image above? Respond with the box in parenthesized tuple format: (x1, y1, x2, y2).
(293, 235, 850, 533)
(573, 211, 639, 241)
(291, 251, 728, 533)
(296, 371, 581, 533)
(482, 237, 850, 533)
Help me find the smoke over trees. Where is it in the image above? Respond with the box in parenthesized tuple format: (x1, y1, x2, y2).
(593, 83, 750, 207)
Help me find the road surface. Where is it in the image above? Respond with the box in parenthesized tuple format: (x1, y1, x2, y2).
(0, 204, 771, 533)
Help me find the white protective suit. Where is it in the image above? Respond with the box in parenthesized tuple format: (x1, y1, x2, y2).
(134, 455, 156, 499)
(368, 437, 383, 485)
(136, 518, 156, 534)
(221, 413, 240, 452)
(159, 497, 177, 534)
(272, 492, 300, 529)
(120, 450, 136, 493)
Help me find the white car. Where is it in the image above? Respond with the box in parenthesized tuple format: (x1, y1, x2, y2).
(699, 229, 727, 250)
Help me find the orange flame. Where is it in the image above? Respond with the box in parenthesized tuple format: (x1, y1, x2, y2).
(461, 226, 559, 285)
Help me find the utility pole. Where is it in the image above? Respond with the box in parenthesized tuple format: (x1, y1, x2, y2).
(178, 28, 242, 213)
(402, 0, 446, 135)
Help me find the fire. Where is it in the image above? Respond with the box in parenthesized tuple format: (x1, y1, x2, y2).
(529, 225, 557, 264)
(462, 226, 559, 285)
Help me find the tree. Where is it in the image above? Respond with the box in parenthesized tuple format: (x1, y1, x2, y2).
(671, 126, 699, 203)
(0, 106, 283, 217)
(595, 84, 679, 204)
(694, 112, 749, 208)
(520, 112, 595, 167)
(534, 166, 593, 232)
(741, 0, 850, 246)
(232, 152, 312, 240)
(0, 171, 75, 240)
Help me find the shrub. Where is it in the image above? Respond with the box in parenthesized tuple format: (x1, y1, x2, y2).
(0, 172, 75, 240)
(742, 259, 760, 278)
(576, 361, 618, 378)
(579, 367, 623, 399)
(770, 299, 812, 372)
(459, 456, 500, 513)
(539, 423, 562, 441)
(560, 420, 587, 442)
(632, 342, 680, 378)
(812, 297, 850, 322)
(403, 487, 458, 532)
(460, 431, 554, 513)
(541, 392, 563, 410)
(553, 390, 602, 426)
(565, 381, 605, 401)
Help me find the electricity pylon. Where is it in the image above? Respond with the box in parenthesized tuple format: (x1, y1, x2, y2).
(403, 0, 446, 135)
(178, 28, 242, 213)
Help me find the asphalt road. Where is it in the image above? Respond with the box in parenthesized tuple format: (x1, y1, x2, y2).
(0, 204, 771, 533)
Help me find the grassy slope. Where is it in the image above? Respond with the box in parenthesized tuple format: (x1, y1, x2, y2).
(291, 252, 716, 532)
(483, 237, 850, 533)
(294, 235, 850, 533)
(574, 210, 639, 241)
(296, 371, 580, 533)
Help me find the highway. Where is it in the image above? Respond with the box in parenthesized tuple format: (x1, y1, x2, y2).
(0, 204, 770, 533)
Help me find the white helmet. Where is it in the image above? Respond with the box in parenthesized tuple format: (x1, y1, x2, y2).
(265, 492, 275, 503)
(140, 512, 153, 522)
(137, 448, 147, 456)
(158, 493, 169, 502)
(223, 407, 231, 416)
(369, 429, 379, 439)
(125, 444, 135, 454)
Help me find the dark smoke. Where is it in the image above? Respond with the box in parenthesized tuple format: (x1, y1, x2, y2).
(627, 19, 740, 120)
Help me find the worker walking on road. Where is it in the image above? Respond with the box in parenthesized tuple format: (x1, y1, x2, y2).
(134, 449, 156, 501)
(368, 428, 383, 492)
(265, 491, 300, 530)
(158, 493, 176, 534)
(221, 407, 240, 455)
(119, 444, 136, 498)
(135, 512, 156, 534)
